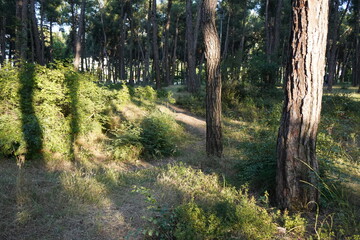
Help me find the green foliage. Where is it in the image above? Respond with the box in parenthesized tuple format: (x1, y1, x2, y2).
(142, 164, 277, 239)
(110, 123, 143, 162)
(0, 64, 130, 160)
(176, 91, 206, 116)
(140, 112, 182, 159)
(282, 210, 307, 237)
(157, 89, 176, 104)
(133, 86, 157, 101)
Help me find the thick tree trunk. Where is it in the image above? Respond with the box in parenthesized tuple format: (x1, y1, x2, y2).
(30, 0, 43, 65)
(276, 0, 329, 210)
(186, 0, 198, 92)
(203, 0, 223, 158)
(152, 0, 161, 89)
(193, 0, 203, 56)
(15, 0, 22, 61)
(74, 0, 85, 70)
(16, 0, 28, 62)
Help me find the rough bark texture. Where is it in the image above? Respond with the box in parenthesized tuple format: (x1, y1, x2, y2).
(276, 0, 329, 210)
(74, 0, 85, 70)
(202, 0, 222, 158)
(20, 0, 28, 61)
(152, 0, 161, 89)
(186, 0, 197, 93)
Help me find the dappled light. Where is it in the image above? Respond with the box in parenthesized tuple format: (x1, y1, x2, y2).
(1, 0, 360, 239)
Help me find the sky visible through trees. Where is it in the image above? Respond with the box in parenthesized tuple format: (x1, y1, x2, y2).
(0, 0, 360, 239)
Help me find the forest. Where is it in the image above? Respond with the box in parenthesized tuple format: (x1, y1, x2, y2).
(0, 0, 359, 239)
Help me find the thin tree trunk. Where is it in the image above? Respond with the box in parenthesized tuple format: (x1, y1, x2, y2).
(40, 0, 45, 64)
(170, 16, 179, 85)
(143, 0, 151, 84)
(186, 0, 197, 92)
(29, 18, 34, 62)
(152, 0, 161, 89)
(0, 16, 5, 65)
(129, 19, 135, 86)
(119, 5, 126, 80)
(162, 0, 172, 86)
(353, 0, 360, 91)
(222, 13, 230, 59)
(49, 20, 53, 62)
(276, 0, 329, 210)
(203, 0, 222, 158)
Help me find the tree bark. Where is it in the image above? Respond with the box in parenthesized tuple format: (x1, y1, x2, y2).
(162, 0, 172, 86)
(16, 0, 28, 62)
(49, 20, 53, 62)
(265, 0, 283, 86)
(352, 0, 360, 91)
(0, 16, 5, 65)
(170, 16, 179, 85)
(152, 0, 161, 89)
(186, 0, 198, 92)
(203, 0, 223, 158)
(143, 0, 151, 84)
(30, 0, 43, 65)
(118, 5, 126, 80)
(74, 0, 85, 70)
(276, 0, 329, 210)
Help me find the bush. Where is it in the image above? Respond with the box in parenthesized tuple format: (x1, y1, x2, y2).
(147, 164, 277, 239)
(140, 112, 182, 159)
(133, 85, 157, 101)
(0, 64, 131, 160)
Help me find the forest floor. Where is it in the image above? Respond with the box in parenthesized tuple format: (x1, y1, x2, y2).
(0, 101, 214, 240)
(1, 85, 359, 240)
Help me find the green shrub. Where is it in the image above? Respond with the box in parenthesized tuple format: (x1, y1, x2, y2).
(133, 85, 157, 101)
(140, 112, 182, 159)
(0, 64, 124, 160)
(152, 164, 277, 239)
(110, 124, 143, 162)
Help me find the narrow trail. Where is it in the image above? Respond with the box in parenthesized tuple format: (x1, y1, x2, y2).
(111, 104, 208, 239)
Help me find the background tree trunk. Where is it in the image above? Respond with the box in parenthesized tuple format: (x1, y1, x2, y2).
(203, 0, 223, 158)
(162, 0, 172, 86)
(0, 16, 5, 65)
(276, 0, 329, 210)
(152, 0, 161, 89)
(186, 0, 198, 93)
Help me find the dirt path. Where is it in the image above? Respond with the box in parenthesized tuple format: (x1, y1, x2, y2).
(157, 103, 206, 138)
